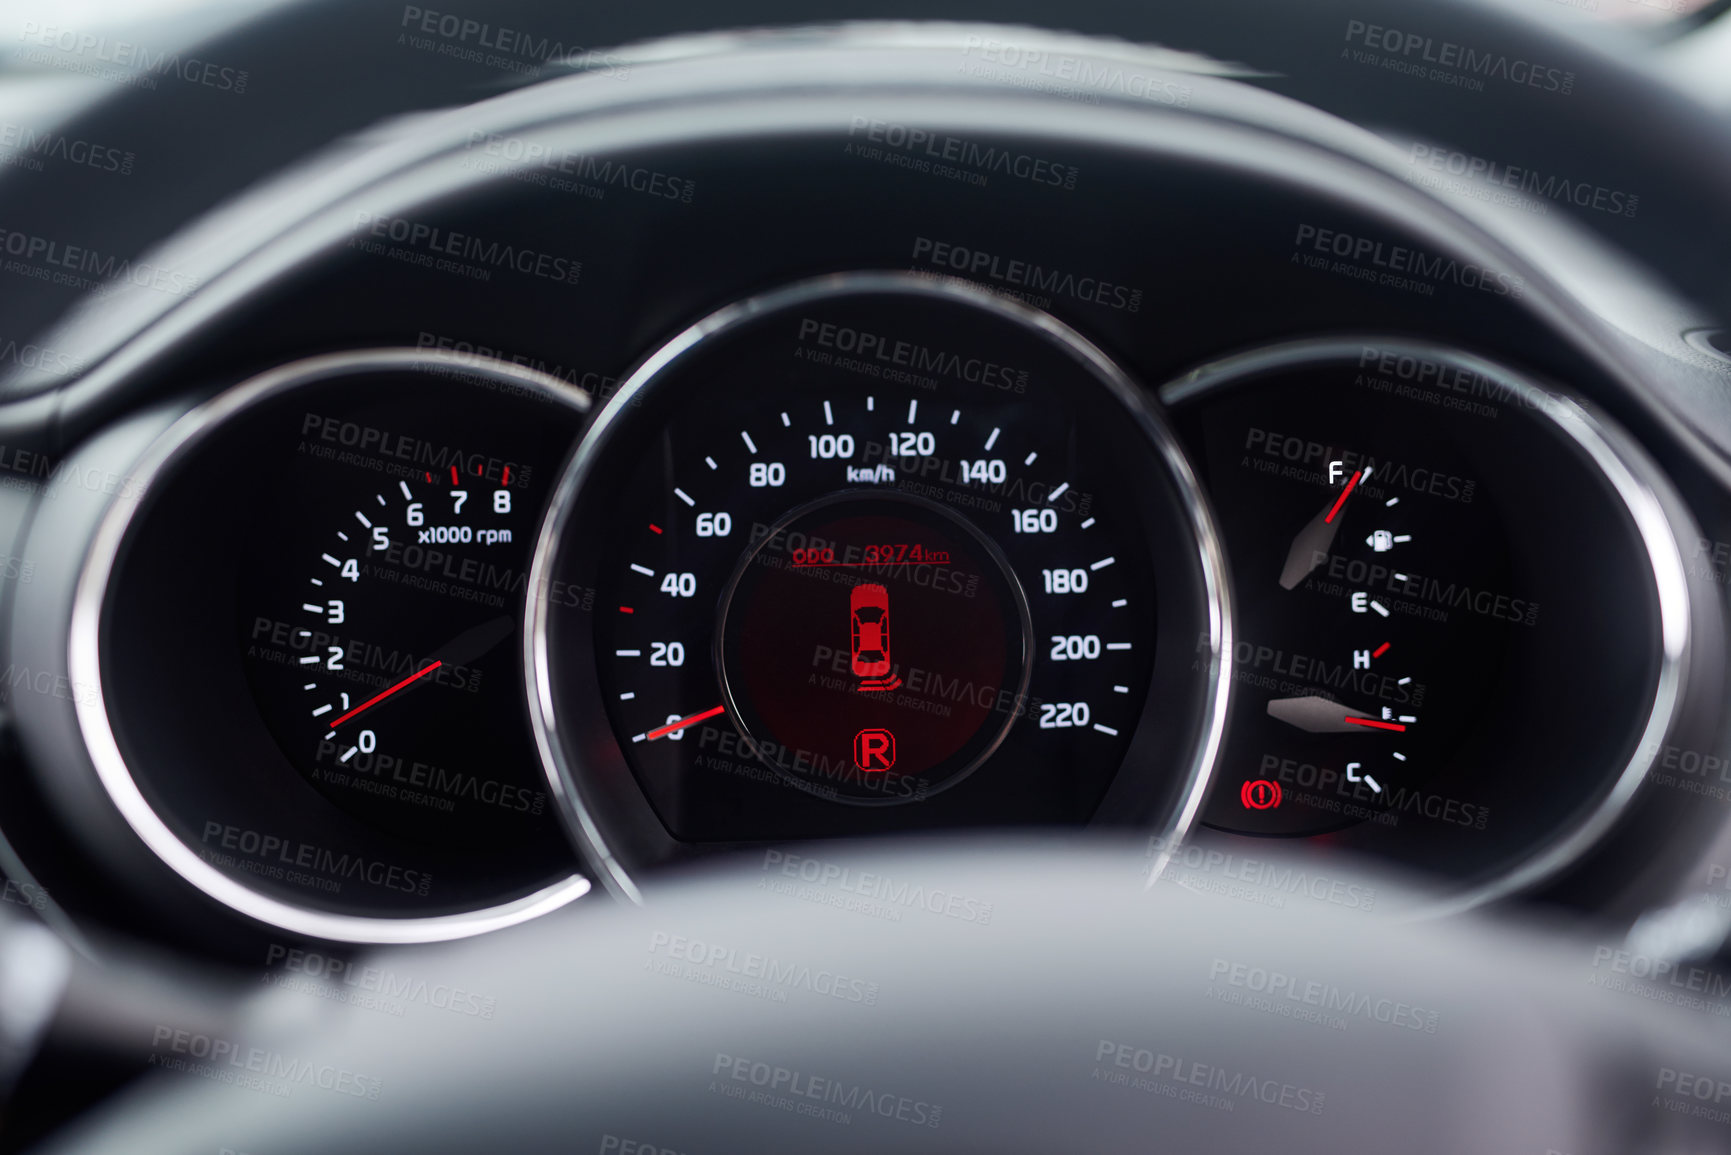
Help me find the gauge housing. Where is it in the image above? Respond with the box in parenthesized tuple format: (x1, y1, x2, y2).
(63, 350, 591, 943)
(526, 274, 1233, 899)
(1164, 338, 1710, 907)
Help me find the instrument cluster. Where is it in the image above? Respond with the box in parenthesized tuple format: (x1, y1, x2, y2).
(5, 42, 1726, 947)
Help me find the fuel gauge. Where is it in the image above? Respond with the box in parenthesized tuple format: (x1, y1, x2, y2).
(1165, 339, 1698, 898)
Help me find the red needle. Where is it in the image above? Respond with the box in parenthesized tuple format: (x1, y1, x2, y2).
(328, 660, 442, 728)
(1343, 716, 1406, 732)
(647, 705, 725, 741)
(1323, 470, 1363, 524)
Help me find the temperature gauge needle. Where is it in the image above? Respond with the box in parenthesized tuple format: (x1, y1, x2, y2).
(1279, 468, 1367, 591)
(328, 660, 442, 728)
(1266, 694, 1404, 733)
(644, 705, 726, 742)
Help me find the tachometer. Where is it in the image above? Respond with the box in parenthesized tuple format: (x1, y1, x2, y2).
(76, 349, 594, 940)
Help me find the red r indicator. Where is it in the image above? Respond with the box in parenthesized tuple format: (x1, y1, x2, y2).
(853, 728, 896, 771)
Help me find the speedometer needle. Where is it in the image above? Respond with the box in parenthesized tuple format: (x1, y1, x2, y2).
(645, 705, 726, 741)
(328, 661, 442, 728)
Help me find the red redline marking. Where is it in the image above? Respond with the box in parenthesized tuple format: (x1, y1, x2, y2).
(1323, 470, 1362, 524)
(475, 462, 483, 475)
(1372, 642, 1391, 658)
(646, 705, 725, 741)
(424, 471, 431, 483)
(1343, 716, 1406, 732)
(328, 661, 443, 729)
(649, 524, 663, 535)
(501, 466, 510, 486)
(619, 606, 634, 614)
(450, 465, 459, 485)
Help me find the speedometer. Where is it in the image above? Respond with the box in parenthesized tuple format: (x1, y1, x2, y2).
(527, 274, 1231, 887)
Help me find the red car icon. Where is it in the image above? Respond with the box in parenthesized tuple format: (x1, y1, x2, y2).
(851, 583, 892, 678)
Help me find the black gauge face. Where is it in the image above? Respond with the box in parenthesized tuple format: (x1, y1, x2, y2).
(598, 303, 1154, 824)
(242, 453, 548, 848)
(97, 353, 591, 929)
(1195, 407, 1512, 838)
(537, 276, 1228, 855)
(1169, 343, 1669, 888)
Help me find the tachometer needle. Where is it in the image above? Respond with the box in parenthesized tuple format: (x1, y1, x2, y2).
(645, 705, 726, 741)
(328, 660, 442, 728)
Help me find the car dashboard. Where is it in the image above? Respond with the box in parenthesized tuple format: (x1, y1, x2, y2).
(0, 15, 1728, 980)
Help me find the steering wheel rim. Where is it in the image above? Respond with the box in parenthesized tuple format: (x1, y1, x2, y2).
(30, 837, 1731, 1155)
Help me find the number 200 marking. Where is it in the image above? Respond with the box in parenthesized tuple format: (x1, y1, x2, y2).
(1049, 635, 1101, 661)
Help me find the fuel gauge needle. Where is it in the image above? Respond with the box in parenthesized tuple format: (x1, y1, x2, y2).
(1279, 467, 1367, 590)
